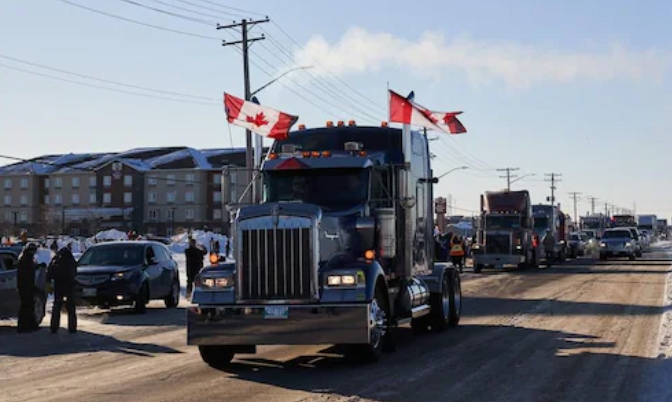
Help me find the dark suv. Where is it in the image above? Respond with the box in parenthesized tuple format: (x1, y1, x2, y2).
(75, 241, 180, 313)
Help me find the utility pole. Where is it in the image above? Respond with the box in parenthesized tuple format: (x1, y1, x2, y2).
(497, 167, 519, 190)
(218, 17, 269, 203)
(568, 192, 581, 225)
(586, 196, 598, 215)
(544, 173, 562, 206)
(604, 202, 609, 217)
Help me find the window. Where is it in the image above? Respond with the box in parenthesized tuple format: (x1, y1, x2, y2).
(148, 177, 157, 186)
(4, 212, 11, 222)
(167, 174, 175, 185)
(166, 208, 174, 220)
(124, 175, 132, 187)
(19, 212, 27, 222)
(124, 192, 132, 204)
(103, 193, 111, 204)
(20, 195, 27, 206)
(185, 191, 195, 203)
(54, 194, 62, 205)
(167, 192, 176, 203)
(166, 227, 174, 236)
(3, 195, 10, 205)
(89, 193, 96, 204)
(148, 209, 158, 220)
(213, 209, 222, 220)
(44, 195, 50, 205)
(71, 194, 80, 205)
(213, 191, 222, 202)
(44, 178, 49, 188)
(3, 178, 11, 189)
(103, 176, 112, 187)
(185, 209, 194, 220)
(20, 178, 28, 189)
(185, 173, 195, 185)
(54, 177, 63, 188)
(213, 175, 221, 185)
(71, 177, 80, 188)
(148, 192, 157, 203)
(89, 176, 96, 187)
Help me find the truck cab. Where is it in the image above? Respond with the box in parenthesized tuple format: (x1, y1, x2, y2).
(187, 122, 462, 367)
(532, 204, 568, 262)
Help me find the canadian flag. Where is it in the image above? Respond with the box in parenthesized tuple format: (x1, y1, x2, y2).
(388, 90, 467, 134)
(224, 92, 299, 140)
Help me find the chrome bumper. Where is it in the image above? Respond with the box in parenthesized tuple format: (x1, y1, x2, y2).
(187, 303, 370, 346)
(473, 253, 524, 266)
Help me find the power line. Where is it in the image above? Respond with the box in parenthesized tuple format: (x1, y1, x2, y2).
(497, 167, 519, 190)
(0, 63, 219, 106)
(544, 173, 562, 205)
(186, 0, 265, 17)
(568, 192, 581, 225)
(0, 54, 220, 101)
(114, 0, 217, 25)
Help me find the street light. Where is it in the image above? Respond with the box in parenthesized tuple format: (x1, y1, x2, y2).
(435, 166, 469, 180)
(510, 173, 536, 185)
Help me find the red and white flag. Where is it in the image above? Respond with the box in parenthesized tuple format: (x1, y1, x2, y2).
(388, 90, 467, 135)
(224, 92, 299, 140)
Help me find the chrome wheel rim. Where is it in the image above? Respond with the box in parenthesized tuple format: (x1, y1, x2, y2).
(369, 298, 387, 349)
(442, 282, 450, 319)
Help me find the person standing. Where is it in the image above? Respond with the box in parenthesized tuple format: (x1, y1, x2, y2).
(17, 243, 40, 333)
(542, 230, 556, 267)
(449, 235, 466, 272)
(185, 238, 206, 298)
(48, 243, 78, 334)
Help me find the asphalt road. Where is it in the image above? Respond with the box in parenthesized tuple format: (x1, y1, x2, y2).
(2, 244, 672, 402)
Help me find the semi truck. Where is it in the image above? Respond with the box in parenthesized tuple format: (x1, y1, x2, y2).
(471, 189, 538, 273)
(611, 214, 637, 228)
(637, 214, 657, 232)
(187, 121, 463, 367)
(532, 204, 568, 262)
(579, 214, 610, 238)
(657, 219, 668, 238)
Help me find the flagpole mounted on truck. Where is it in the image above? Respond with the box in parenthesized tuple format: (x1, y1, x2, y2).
(188, 90, 468, 366)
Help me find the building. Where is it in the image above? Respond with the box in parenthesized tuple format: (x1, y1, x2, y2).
(0, 147, 252, 237)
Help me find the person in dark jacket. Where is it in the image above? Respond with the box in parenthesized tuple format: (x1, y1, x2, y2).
(17, 242, 40, 333)
(185, 238, 207, 297)
(48, 244, 78, 334)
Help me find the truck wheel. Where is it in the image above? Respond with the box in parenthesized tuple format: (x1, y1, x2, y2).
(448, 269, 461, 327)
(430, 270, 461, 331)
(199, 345, 235, 369)
(355, 285, 388, 363)
(474, 264, 484, 273)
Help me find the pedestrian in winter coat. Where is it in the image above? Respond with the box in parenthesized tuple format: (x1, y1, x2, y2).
(542, 230, 556, 265)
(449, 235, 466, 272)
(48, 244, 78, 334)
(185, 238, 207, 296)
(17, 243, 40, 333)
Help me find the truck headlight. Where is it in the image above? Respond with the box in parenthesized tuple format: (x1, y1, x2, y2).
(326, 272, 363, 287)
(198, 275, 234, 289)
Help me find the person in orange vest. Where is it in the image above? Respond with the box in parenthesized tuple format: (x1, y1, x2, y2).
(450, 235, 466, 272)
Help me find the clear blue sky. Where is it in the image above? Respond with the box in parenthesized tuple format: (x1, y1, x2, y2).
(2, 0, 671, 219)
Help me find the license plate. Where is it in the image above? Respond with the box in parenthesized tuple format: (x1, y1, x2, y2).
(263, 306, 288, 319)
(82, 288, 97, 297)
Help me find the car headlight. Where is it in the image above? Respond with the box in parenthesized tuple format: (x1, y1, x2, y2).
(600, 242, 607, 247)
(111, 271, 133, 281)
(326, 271, 364, 287)
(199, 275, 234, 289)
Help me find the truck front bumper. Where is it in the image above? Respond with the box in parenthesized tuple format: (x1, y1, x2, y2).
(187, 303, 371, 346)
(473, 254, 525, 267)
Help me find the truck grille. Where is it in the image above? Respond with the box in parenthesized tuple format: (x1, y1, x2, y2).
(240, 227, 312, 300)
(485, 234, 511, 254)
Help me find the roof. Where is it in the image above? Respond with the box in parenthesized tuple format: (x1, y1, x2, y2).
(0, 147, 248, 175)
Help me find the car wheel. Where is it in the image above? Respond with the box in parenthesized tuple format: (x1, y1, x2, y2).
(199, 345, 235, 369)
(134, 283, 149, 314)
(164, 278, 180, 308)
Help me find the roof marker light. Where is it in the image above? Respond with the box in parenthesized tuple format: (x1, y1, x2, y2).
(337, 120, 345, 127)
(381, 121, 388, 127)
(348, 120, 356, 126)
(298, 124, 306, 130)
(276, 157, 308, 170)
(326, 121, 334, 127)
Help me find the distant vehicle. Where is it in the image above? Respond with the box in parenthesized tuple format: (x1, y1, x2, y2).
(580, 215, 610, 238)
(638, 230, 652, 251)
(623, 227, 643, 257)
(75, 241, 180, 313)
(567, 233, 586, 258)
(611, 214, 637, 228)
(599, 228, 638, 261)
(532, 204, 569, 262)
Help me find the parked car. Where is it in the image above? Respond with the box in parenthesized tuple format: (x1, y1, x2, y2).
(599, 228, 638, 261)
(0, 249, 49, 325)
(567, 233, 586, 258)
(75, 241, 180, 313)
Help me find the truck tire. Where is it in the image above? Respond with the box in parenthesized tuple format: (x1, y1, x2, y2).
(447, 269, 461, 327)
(199, 345, 235, 369)
(354, 283, 389, 363)
(430, 269, 461, 331)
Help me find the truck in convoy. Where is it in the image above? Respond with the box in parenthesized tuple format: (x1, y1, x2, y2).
(579, 214, 610, 238)
(532, 204, 568, 262)
(657, 219, 668, 238)
(471, 189, 538, 273)
(187, 121, 463, 367)
(611, 214, 637, 228)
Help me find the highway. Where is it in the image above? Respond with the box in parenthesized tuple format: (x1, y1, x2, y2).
(2, 244, 672, 402)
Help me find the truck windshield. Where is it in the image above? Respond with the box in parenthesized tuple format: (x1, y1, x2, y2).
(264, 168, 369, 210)
(534, 217, 549, 229)
(485, 215, 521, 229)
(583, 221, 601, 229)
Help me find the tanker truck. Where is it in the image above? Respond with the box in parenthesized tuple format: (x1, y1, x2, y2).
(471, 189, 539, 273)
(187, 120, 462, 367)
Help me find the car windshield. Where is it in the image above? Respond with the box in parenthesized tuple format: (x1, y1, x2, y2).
(78, 244, 145, 266)
(603, 230, 632, 239)
(583, 221, 601, 229)
(485, 215, 521, 229)
(264, 168, 369, 211)
(581, 231, 595, 239)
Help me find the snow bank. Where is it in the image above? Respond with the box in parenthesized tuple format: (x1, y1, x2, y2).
(169, 230, 228, 254)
